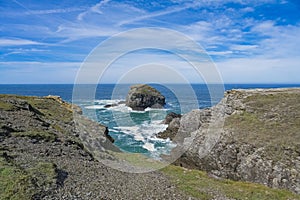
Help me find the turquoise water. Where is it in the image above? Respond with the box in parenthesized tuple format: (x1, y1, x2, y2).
(1, 84, 300, 158)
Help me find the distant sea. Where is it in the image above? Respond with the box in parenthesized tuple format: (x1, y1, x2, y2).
(1, 84, 299, 158)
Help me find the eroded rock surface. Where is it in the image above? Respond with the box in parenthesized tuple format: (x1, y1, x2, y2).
(126, 84, 165, 111)
(157, 112, 181, 140)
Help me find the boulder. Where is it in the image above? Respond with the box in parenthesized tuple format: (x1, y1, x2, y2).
(125, 84, 165, 111)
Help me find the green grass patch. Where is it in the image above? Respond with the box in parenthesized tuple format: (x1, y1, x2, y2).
(162, 165, 300, 200)
(0, 101, 15, 111)
(0, 154, 58, 200)
(0, 157, 34, 200)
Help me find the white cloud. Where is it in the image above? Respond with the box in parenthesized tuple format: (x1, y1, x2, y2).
(90, 0, 111, 14)
(55, 24, 118, 42)
(0, 38, 44, 46)
(230, 44, 258, 51)
(1, 48, 50, 58)
(24, 8, 84, 15)
(240, 7, 255, 12)
(8, 48, 49, 52)
(0, 61, 80, 68)
(208, 51, 233, 55)
(180, 21, 218, 45)
(216, 57, 300, 83)
(170, 0, 276, 7)
(251, 21, 300, 58)
(77, 0, 111, 20)
(0, 61, 81, 83)
(117, 3, 197, 26)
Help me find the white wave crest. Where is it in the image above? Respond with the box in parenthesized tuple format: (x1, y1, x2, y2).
(143, 142, 155, 152)
(144, 107, 169, 112)
(94, 99, 124, 104)
(85, 105, 105, 109)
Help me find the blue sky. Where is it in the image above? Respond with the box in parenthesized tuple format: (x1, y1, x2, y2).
(0, 0, 300, 83)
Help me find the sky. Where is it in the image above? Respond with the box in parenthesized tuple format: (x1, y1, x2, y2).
(0, 0, 300, 84)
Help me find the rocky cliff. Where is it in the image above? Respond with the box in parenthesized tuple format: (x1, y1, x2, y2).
(126, 84, 165, 111)
(164, 88, 300, 194)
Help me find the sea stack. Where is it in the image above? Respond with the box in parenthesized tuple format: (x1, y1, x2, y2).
(126, 84, 166, 111)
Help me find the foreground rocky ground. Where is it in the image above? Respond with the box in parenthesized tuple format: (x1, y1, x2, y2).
(1, 92, 300, 200)
(0, 95, 188, 199)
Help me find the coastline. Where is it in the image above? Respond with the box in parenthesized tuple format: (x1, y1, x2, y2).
(1, 87, 300, 199)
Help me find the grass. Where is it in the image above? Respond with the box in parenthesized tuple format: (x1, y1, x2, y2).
(225, 93, 300, 146)
(0, 101, 15, 111)
(0, 154, 57, 200)
(26, 98, 73, 123)
(109, 151, 166, 170)
(225, 91, 300, 161)
(162, 165, 300, 200)
(0, 157, 33, 200)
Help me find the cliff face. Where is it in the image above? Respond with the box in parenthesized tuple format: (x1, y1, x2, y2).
(170, 88, 300, 194)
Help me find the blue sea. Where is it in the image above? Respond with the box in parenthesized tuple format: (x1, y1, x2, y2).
(1, 84, 299, 158)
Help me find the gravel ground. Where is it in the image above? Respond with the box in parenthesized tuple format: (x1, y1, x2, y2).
(1, 136, 195, 200)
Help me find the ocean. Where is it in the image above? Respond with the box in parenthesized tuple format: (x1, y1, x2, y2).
(1, 84, 299, 158)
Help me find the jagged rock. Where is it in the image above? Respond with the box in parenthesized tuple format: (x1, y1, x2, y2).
(163, 112, 181, 125)
(125, 84, 165, 111)
(157, 112, 181, 140)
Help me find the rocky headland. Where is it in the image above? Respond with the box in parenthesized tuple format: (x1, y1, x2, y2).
(126, 84, 166, 111)
(160, 88, 300, 195)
